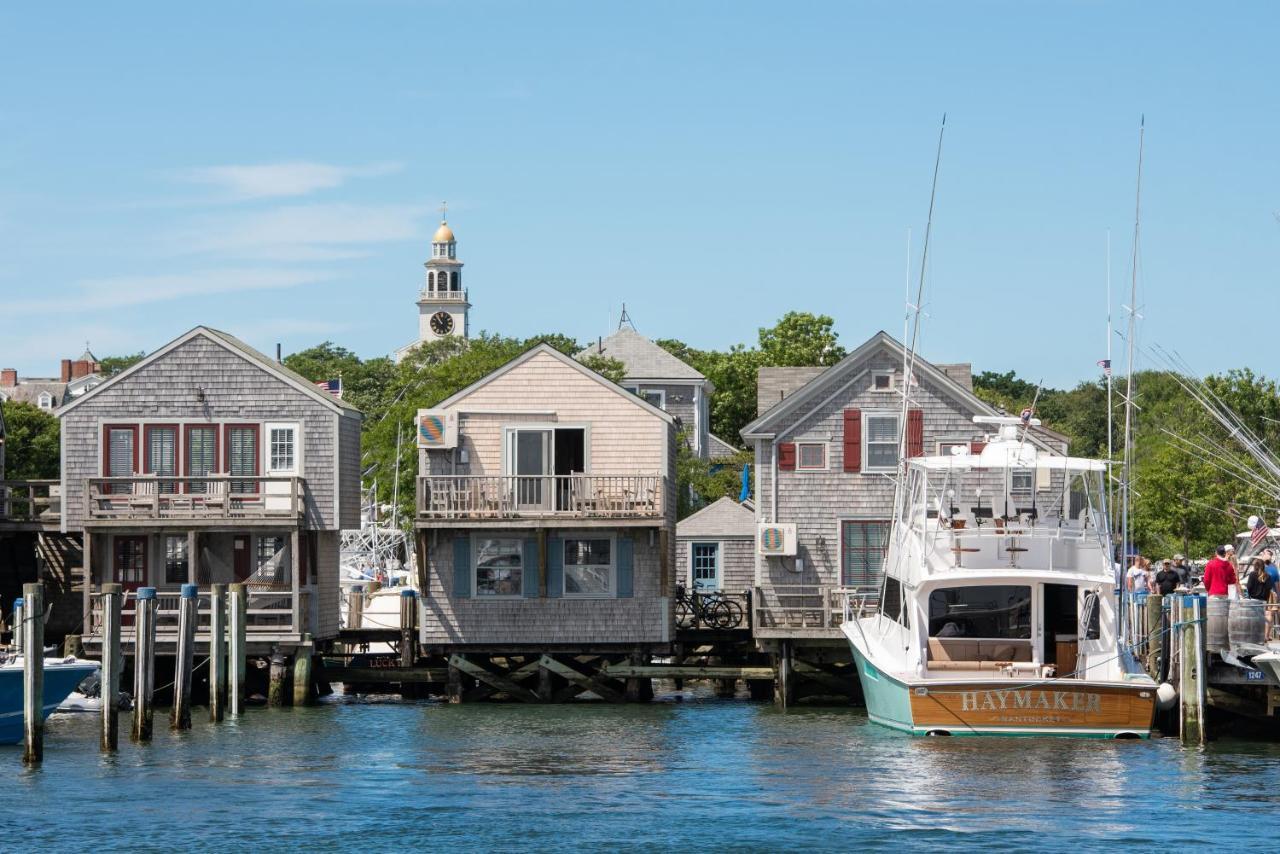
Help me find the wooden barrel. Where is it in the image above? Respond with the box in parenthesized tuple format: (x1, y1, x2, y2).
(1206, 596, 1231, 651)
(1228, 599, 1267, 648)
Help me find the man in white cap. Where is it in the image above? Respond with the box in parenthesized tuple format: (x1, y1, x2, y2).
(1172, 554, 1190, 587)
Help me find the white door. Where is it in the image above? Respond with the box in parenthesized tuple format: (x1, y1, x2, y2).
(507, 428, 552, 510)
(264, 422, 299, 512)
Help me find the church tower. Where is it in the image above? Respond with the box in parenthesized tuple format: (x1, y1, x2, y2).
(417, 207, 470, 345)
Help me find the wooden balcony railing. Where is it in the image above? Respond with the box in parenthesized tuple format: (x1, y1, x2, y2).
(87, 587, 311, 638)
(417, 474, 663, 520)
(0, 479, 60, 524)
(752, 584, 879, 633)
(86, 475, 305, 521)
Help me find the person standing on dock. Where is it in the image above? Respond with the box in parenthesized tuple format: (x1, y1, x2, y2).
(1172, 554, 1191, 587)
(1202, 546, 1238, 598)
(1244, 558, 1274, 601)
(1154, 560, 1181, 596)
(1125, 555, 1150, 593)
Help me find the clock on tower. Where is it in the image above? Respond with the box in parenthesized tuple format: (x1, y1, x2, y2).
(415, 205, 470, 346)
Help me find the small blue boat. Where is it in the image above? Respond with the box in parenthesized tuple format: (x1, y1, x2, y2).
(0, 657, 100, 745)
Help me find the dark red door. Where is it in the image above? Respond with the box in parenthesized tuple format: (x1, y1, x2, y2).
(113, 536, 148, 591)
(233, 535, 252, 582)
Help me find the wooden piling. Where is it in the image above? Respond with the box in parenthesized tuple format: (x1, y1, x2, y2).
(349, 585, 365, 628)
(267, 648, 288, 707)
(171, 583, 197, 730)
(132, 587, 157, 742)
(1145, 592, 1163, 677)
(446, 659, 463, 704)
(399, 589, 418, 669)
(209, 583, 227, 722)
(292, 634, 313, 707)
(22, 583, 44, 765)
(774, 640, 794, 710)
(100, 583, 122, 752)
(1180, 594, 1206, 745)
(228, 583, 247, 717)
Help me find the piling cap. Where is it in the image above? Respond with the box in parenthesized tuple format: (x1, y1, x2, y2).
(180, 583, 198, 598)
(13, 597, 22, 607)
(137, 587, 157, 600)
(400, 588, 418, 599)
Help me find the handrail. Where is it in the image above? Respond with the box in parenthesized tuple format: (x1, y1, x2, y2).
(0, 479, 60, 522)
(87, 586, 309, 634)
(86, 475, 305, 520)
(417, 474, 663, 519)
(752, 584, 878, 631)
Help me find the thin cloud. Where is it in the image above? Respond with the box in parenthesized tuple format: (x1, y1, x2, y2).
(176, 161, 403, 201)
(177, 203, 429, 260)
(6, 268, 332, 315)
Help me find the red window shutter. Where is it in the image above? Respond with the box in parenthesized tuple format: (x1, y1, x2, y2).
(778, 442, 797, 471)
(843, 409, 862, 472)
(907, 408, 925, 458)
(970, 441, 987, 455)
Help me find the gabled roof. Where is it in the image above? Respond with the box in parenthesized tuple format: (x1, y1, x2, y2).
(577, 328, 705, 382)
(58, 326, 361, 417)
(677, 496, 756, 538)
(707, 433, 741, 460)
(740, 331, 1059, 452)
(434, 342, 676, 423)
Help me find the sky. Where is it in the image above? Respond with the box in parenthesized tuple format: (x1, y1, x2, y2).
(2, 2, 1277, 387)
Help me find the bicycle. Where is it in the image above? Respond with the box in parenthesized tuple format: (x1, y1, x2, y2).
(675, 584, 744, 629)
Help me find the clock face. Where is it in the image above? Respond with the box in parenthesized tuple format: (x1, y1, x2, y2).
(430, 311, 455, 335)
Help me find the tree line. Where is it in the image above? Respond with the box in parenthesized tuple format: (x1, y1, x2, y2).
(3, 313, 1274, 559)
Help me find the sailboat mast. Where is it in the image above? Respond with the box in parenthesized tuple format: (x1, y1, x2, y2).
(1120, 118, 1144, 630)
(1105, 230, 1115, 533)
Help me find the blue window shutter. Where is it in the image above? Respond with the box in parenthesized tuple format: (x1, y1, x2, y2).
(547, 537, 563, 598)
(453, 536, 471, 598)
(617, 536, 634, 598)
(522, 538, 539, 598)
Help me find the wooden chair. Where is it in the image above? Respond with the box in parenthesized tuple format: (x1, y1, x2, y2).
(128, 476, 158, 515)
(202, 475, 229, 516)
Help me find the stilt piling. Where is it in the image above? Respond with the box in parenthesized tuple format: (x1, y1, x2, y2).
(228, 583, 247, 717)
(170, 583, 197, 730)
(209, 583, 227, 722)
(100, 583, 122, 752)
(22, 582, 44, 765)
(132, 586, 157, 743)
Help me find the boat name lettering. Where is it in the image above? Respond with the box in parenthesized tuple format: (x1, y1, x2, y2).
(958, 690, 1102, 714)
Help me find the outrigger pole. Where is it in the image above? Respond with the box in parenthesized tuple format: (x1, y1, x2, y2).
(1119, 116, 1145, 642)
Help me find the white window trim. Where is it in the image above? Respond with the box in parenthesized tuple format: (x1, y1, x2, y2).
(936, 437, 972, 457)
(562, 533, 617, 599)
(623, 385, 665, 410)
(871, 371, 896, 392)
(689, 540, 722, 591)
(500, 423, 592, 477)
(265, 421, 301, 475)
(795, 440, 829, 472)
(471, 533, 525, 599)
(862, 411, 901, 473)
(37, 392, 54, 409)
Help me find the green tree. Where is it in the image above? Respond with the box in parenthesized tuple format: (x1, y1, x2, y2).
(675, 439, 752, 518)
(757, 311, 846, 367)
(98, 352, 145, 376)
(2, 401, 60, 479)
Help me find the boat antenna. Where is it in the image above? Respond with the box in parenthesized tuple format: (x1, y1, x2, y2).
(894, 114, 946, 522)
(1119, 116, 1145, 641)
(1105, 228, 1115, 523)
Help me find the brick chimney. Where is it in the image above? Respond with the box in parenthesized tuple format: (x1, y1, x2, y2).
(71, 360, 93, 380)
(0, 369, 16, 388)
(61, 359, 73, 382)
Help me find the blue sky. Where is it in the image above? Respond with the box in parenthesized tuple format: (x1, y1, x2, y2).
(2, 2, 1276, 387)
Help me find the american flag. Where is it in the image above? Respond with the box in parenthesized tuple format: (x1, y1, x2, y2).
(1251, 515, 1270, 547)
(1097, 359, 1112, 376)
(315, 378, 343, 399)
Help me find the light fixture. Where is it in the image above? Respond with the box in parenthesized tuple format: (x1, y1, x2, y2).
(196, 386, 207, 402)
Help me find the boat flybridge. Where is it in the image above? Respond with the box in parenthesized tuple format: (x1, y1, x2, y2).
(843, 416, 1159, 738)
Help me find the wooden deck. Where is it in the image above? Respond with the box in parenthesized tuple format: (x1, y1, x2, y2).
(0, 479, 61, 531)
(416, 474, 663, 523)
(85, 475, 306, 526)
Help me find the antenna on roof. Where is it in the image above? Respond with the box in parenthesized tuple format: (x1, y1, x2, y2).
(618, 303, 636, 331)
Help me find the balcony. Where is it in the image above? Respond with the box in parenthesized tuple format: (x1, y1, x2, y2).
(86, 586, 313, 647)
(420, 288, 468, 302)
(417, 474, 664, 526)
(0, 479, 60, 529)
(86, 475, 306, 526)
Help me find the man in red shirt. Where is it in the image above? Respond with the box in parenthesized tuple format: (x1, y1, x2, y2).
(1202, 546, 1238, 596)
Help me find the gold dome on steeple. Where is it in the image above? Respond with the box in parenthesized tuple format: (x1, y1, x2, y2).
(433, 221, 455, 243)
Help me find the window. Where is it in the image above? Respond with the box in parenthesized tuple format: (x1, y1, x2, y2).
(1011, 469, 1033, 496)
(428, 271, 436, 289)
(691, 542, 720, 591)
(269, 425, 296, 472)
(474, 537, 523, 596)
(37, 392, 54, 409)
(881, 575, 903, 622)
(255, 536, 287, 586)
(624, 386, 665, 410)
(796, 442, 827, 471)
(146, 426, 177, 494)
(864, 414, 900, 471)
(937, 439, 969, 457)
(872, 372, 894, 391)
(842, 520, 890, 587)
(928, 585, 1032, 639)
(226, 425, 259, 493)
(164, 536, 189, 585)
(564, 537, 614, 596)
(186, 426, 217, 493)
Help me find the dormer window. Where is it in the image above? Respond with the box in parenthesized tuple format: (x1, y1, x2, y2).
(37, 392, 54, 409)
(872, 372, 894, 392)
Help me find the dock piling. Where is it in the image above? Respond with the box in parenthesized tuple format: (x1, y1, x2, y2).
(399, 589, 418, 669)
(132, 587, 157, 742)
(209, 583, 227, 722)
(292, 634, 312, 707)
(228, 583, 246, 717)
(1145, 592, 1163, 677)
(12, 596, 24, 655)
(267, 648, 288, 707)
(774, 641, 794, 710)
(171, 583, 197, 730)
(100, 583, 122, 752)
(1179, 594, 1206, 745)
(22, 582, 44, 765)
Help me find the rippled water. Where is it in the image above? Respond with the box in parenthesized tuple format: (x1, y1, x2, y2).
(4, 691, 1280, 851)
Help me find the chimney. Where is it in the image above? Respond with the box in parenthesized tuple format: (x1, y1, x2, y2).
(276, 343, 282, 364)
(61, 359, 73, 383)
(72, 360, 93, 379)
(0, 369, 16, 388)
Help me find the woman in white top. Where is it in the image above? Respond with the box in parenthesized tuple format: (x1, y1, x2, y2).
(1125, 556, 1150, 592)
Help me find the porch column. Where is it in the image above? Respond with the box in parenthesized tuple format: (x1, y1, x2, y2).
(187, 531, 199, 586)
(290, 529, 302, 632)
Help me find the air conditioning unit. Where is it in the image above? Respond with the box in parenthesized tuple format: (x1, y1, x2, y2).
(416, 409, 458, 449)
(757, 523, 797, 557)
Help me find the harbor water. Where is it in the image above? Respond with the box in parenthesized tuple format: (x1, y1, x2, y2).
(5, 692, 1280, 851)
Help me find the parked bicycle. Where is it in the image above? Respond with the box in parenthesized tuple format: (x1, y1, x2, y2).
(675, 584, 744, 629)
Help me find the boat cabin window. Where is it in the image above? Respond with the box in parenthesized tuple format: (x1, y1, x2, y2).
(928, 585, 1031, 639)
(881, 575, 903, 623)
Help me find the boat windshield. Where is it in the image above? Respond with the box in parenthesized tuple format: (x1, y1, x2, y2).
(928, 585, 1032, 639)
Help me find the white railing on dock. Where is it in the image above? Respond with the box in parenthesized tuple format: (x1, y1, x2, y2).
(86, 475, 305, 521)
(752, 584, 877, 633)
(417, 474, 663, 520)
(87, 587, 311, 637)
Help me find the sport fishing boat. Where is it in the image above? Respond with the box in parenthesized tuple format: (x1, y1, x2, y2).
(843, 416, 1160, 738)
(0, 654, 100, 744)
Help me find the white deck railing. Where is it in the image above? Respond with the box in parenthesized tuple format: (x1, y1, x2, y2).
(417, 474, 663, 520)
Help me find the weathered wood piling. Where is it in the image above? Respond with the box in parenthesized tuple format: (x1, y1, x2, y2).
(170, 584, 197, 730)
(100, 583, 122, 752)
(1179, 594, 1206, 745)
(268, 648, 288, 707)
(293, 634, 312, 707)
(209, 583, 227, 722)
(229, 583, 246, 717)
(132, 586, 157, 742)
(22, 582, 44, 765)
